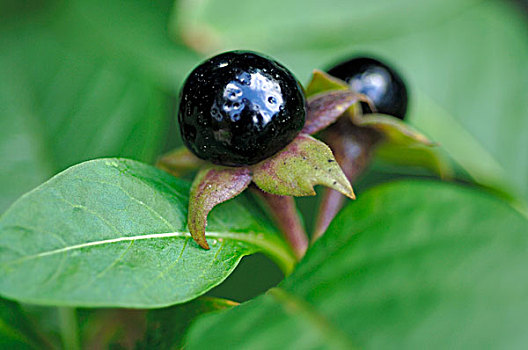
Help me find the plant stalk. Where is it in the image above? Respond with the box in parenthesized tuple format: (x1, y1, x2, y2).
(255, 188, 308, 260)
(312, 119, 382, 242)
(58, 307, 80, 350)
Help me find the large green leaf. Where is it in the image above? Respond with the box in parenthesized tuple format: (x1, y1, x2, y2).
(0, 159, 294, 308)
(178, 0, 528, 209)
(0, 29, 168, 212)
(177, 0, 480, 53)
(0, 0, 198, 213)
(185, 181, 528, 349)
(383, 1, 528, 209)
(53, 0, 198, 92)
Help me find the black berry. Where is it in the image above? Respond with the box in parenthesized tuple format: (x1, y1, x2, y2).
(178, 51, 306, 166)
(327, 56, 408, 120)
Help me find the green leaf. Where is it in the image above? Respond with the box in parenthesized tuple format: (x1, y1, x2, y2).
(0, 159, 295, 308)
(388, 2, 528, 206)
(374, 141, 452, 180)
(0, 0, 198, 213)
(53, 0, 198, 92)
(176, 0, 480, 54)
(1, 23, 167, 171)
(251, 134, 354, 199)
(185, 181, 528, 349)
(188, 166, 252, 249)
(355, 3, 528, 207)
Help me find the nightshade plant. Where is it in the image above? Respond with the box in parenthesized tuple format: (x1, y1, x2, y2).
(1, 0, 528, 346)
(159, 52, 448, 257)
(173, 51, 355, 254)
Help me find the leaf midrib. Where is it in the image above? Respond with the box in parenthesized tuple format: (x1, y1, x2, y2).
(0, 230, 295, 274)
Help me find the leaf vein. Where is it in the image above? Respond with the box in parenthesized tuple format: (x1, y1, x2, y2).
(53, 191, 122, 236)
(138, 237, 190, 297)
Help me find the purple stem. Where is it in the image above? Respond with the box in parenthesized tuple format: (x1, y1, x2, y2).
(312, 119, 382, 242)
(254, 188, 308, 260)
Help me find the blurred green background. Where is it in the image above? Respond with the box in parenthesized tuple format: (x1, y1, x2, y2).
(1, 0, 527, 303)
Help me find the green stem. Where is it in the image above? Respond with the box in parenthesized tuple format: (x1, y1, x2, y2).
(58, 307, 80, 350)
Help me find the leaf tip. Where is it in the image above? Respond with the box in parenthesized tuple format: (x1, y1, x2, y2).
(335, 178, 355, 200)
(198, 239, 211, 250)
(188, 220, 211, 250)
(345, 187, 356, 200)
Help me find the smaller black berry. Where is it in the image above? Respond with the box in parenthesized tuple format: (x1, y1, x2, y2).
(178, 51, 306, 166)
(327, 56, 408, 120)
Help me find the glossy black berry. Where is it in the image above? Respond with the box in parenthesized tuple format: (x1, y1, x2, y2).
(327, 56, 408, 120)
(178, 51, 306, 166)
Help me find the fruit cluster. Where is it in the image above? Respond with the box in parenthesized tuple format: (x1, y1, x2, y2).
(169, 50, 427, 252)
(179, 51, 408, 168)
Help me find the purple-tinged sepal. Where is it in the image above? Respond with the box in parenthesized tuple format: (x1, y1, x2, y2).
(188, 165, 252, 249)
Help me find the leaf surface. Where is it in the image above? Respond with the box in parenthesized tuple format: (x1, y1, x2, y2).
(185, 181, 528, 349)
(0, 0, 197, 213)
(0, 159, 295, 308)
